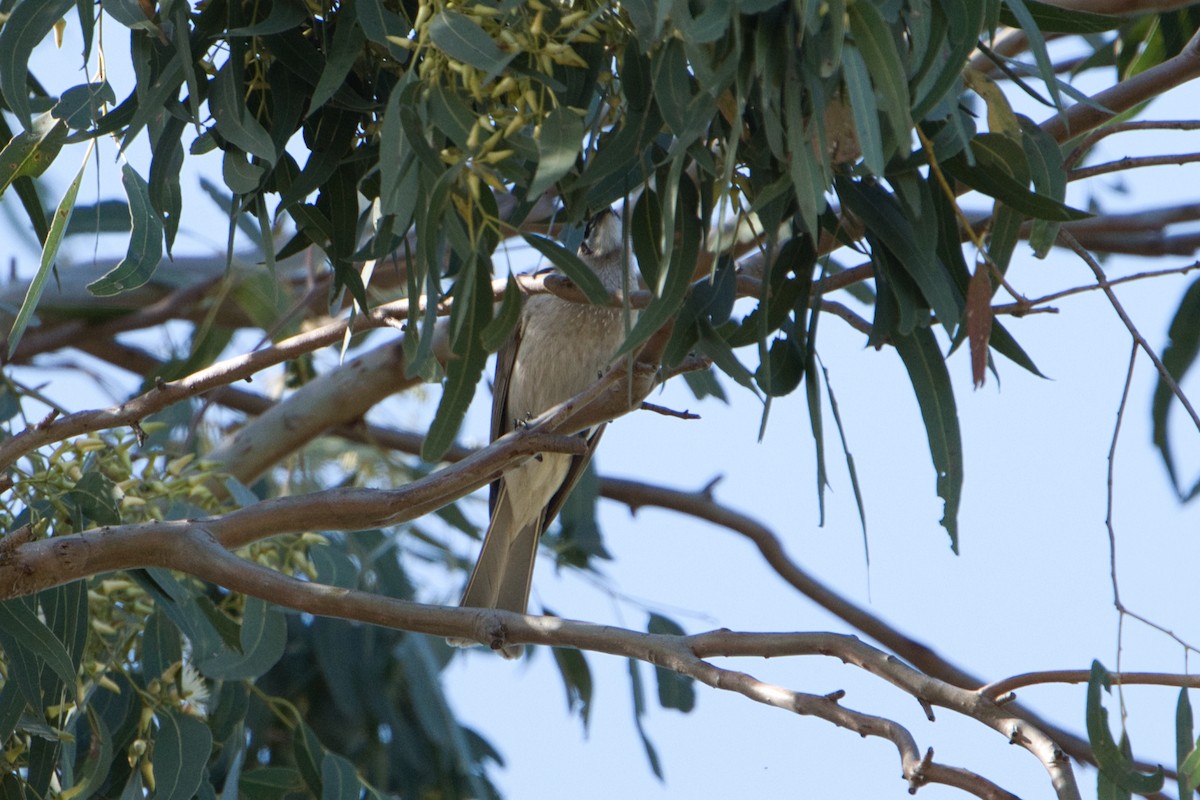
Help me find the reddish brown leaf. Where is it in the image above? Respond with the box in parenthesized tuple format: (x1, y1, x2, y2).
(967, 264, 994, 388)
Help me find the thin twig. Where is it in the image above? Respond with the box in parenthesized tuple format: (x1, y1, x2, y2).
(1058, 230, 1200, 437)
(639, 402, 700, 420)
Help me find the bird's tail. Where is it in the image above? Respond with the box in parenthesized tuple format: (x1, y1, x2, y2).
(451, 497, 541, 658)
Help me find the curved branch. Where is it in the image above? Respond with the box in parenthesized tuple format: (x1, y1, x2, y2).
(1039, 26, 1200, 143)
(981, 670, 1200, 699)
(76, 518, 1069, 798)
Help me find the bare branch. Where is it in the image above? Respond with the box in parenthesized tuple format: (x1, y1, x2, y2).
(1069, 151, 1200, 181)
(981, 670, 1200, 699)
(1040, 27, 1200, 143)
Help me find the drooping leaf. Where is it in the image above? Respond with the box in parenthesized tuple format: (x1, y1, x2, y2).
(841, 45, 884, 176)
(847, 1, 912, 157)
(152, 710, 213, 800)
(0, 599, 81, 704)
(529, 106, 583, 198)
(521, 233, 611, 304)
(551, 647, 594, 732)
(646, 614, 695, 713)
(837, 177, 961, 334)
(422, 254, 493, 460)
(320, 753, 363, 800)
(87, 164, 164, 296)
(892, 326, 962, 551)
(480, 275, 522, 353)
(357, 0, 412, 61)
(227, 0, 309, 35)
(1152, 277, 1200, 499)
(997, 0, 1120, 33)
(197, 597, 287, 680)
(942, 134, 1091, 221)
(0, 113, 68, 198)
(7, 144, 89, 357)
(427, 10, 514, 80)
(52, 81, 117, 131)
(966, 264, 993, 388)
(309, 9, 367, 116)
(0, 0, 76, 128)
(626, 659, 664, 780)
(1178, 688, 1197, 800)
(1086, 661, 1166, 793)
(209, 61, 277, 166)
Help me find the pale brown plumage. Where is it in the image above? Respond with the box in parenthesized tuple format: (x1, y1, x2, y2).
(453, 209, 633, 657)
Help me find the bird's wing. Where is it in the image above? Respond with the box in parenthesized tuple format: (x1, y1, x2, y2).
(542, 423, 606, 532)
(488, 313, 523, 516)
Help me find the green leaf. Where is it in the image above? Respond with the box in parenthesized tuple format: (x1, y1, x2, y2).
(0, 684, 24, 744)
(1086, 661, 1165, 793)
(821, 359, 870, 559)
(529, 106, 583, 198)
(0, 112, 68, 198)
(892, 326, 962, 551)
(152, 710, 214, 800)
(239, 768, 304, 800)
(652, 38, 697, 139)
(52, 81, 116, 131)
(989, 319, 1046, 378)
(68, 470, 122, 525)
(480, 275, 522, 352)
(209, 61, 277, 166)
(837, 177, 961, 334)
(142, 609, 182, 681)
(227, 0, 309, 35)
(0, 0, 75, 128)
(357, 0, 412, 61)
(847, 1, 912, 157)
(422, 255, 493, 460)
(69, 708, 115, 800)
(427, 10, 514, 81)
(1178, 689, 1197, 800)
(1183, 741, 1200, 788)
(0, 599, 80, 702)
(988, 201, 1022, 274)
(647, 614, 695, 713)
(521, 233, 611, 304)
(320, 753, 362, 800)
(755, 334, 805, 397)
(118, 52, 185, 155)
(292, 723, 325, 795)
(309, 10, 367, 116)
(131, 569, 231, 666)
(841, 45, 885, 175)
(551, 647, 594, 731)
(7, 145, 88, 358)
(997, 0, 1120, 32)
(942, 133, 1090, 221)
(618, 169, 702, 357)
(626, 659, 664, 780)
(1152, 277, 1200, 499)
(197, 597, 286, 680)
(87, 164, 164, 296)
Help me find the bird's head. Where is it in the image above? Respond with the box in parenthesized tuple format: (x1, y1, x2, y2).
(578, 208, 622, 260)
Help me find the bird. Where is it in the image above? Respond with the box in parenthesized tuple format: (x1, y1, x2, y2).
(452, 208, 634, 657)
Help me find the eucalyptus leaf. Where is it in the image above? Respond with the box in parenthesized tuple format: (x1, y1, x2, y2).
(893, 326, 962, 551)
(87, 164, 164, 296)
(427, 10, 514, 81)
(0, 0, 75, 128)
